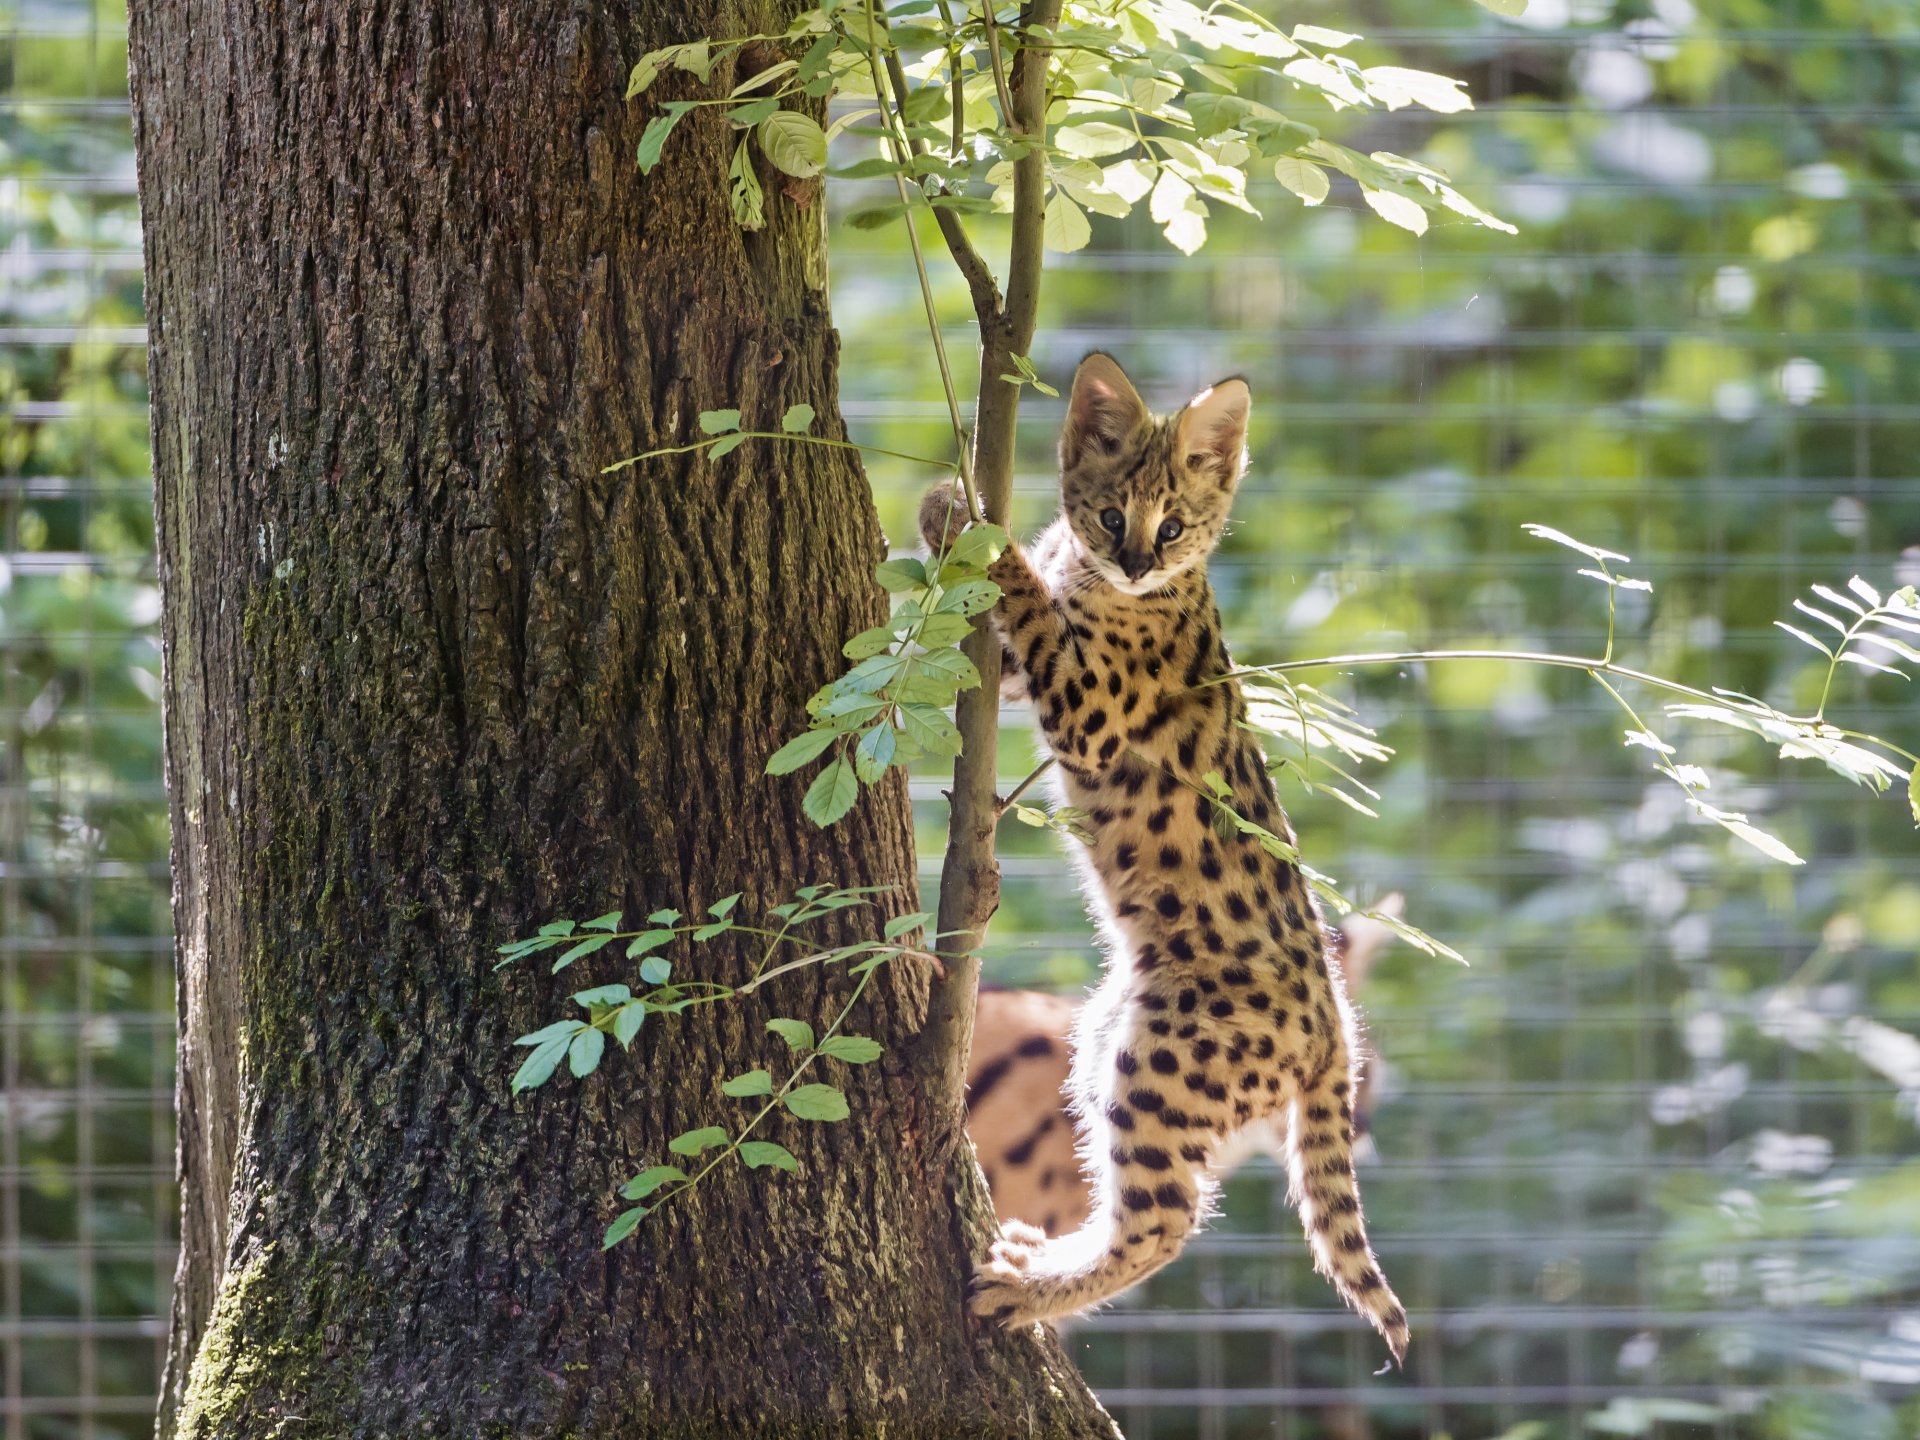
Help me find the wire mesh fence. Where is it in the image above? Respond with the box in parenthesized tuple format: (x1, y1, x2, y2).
(1, 1, 1917, 1437)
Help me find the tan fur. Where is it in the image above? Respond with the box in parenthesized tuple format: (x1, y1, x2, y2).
(924, 355, 1408, 1362)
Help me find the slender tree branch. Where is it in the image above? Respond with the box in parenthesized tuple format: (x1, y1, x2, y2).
(999, 1, 1056, 344)
(917, 0, 1064, 1144)
(995, 757, 1055, 818)
(981, 2, 1016, 130)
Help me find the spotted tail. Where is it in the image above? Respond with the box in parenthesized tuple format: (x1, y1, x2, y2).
(1287, 1057, 1409, 1365)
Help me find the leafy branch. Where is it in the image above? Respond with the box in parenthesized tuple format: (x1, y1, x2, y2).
(498, 884, 945, 1244)
(1213, 527, 1920, 860)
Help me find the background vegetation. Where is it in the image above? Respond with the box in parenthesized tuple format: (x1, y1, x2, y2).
(0, 0, 1916, 1437)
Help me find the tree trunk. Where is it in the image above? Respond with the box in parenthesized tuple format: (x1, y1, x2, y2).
(129, 1, 1116, 1434)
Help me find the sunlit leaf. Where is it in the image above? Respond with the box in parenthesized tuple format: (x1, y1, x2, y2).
(1520, 523, 1629, 564)
(758, 110, 828, 178)
(1272, 155, 1329, 204)
(1043, 191, 1092, 253)
(1362, 187, 1428, 235)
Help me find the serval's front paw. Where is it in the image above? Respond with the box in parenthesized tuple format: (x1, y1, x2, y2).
(918, 479, 968, 553)
(969, 1221, 1051, 1328)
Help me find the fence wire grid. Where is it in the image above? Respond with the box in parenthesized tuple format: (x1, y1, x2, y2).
(3, 2, 1918, 1439)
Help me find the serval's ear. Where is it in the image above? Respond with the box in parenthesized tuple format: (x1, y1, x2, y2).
(1174, 377, 1250, 489)
(1061, 352, 1150, 470)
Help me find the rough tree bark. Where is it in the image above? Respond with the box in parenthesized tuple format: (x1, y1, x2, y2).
(129, 1, 1116, 1434)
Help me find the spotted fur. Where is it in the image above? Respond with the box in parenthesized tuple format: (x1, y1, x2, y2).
(923, 354, 1408, 1362)
(966, 910, 1399, 1241)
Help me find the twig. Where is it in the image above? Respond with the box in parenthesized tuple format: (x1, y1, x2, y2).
(994, 758, 1055, 817)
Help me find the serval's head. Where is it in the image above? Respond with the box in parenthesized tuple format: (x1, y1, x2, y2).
(1057, 352, 1250, 597)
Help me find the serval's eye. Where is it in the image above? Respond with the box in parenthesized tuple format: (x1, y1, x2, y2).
(1099, 508, 1126, 535)
(1157, 518, 1184, 543)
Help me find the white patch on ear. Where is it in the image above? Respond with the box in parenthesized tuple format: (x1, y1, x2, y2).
(1063, 353, 1150, 468)
(1176, 378, 1251, 487)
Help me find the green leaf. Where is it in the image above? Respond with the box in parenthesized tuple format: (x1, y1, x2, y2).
(875, 557, 929, 592)
(915, 648, 983, 689)
(934, 579, 999, 616)
(843, 626, 899, 659)
(781, 403, 816, 433)
(568, 1027, 607, 1077)
(899, 704, 963, 757)
(614, 1002, 646, 1047)
(784, 1083, 850, 1121)
(1273, 156, 1329, 205)
(582, 911, 623, 932)
(708, 432, 749, 460)
(758, 109, 828, 178)
(767, 1018, 815, 1051)
(699, 409, 742, 434)
(667, 1126, 730, 1157)
(647, 908, 682, 925)
(709, 893, 742, 919)
(516, 1019, 587, 1047)
(818, 1035, 883, 1064)
(511, 1034, 574, 1093)
(603, 1207, 648, 1248)
(728, 97, 780, 127)
(627, 929, 676, 958)
(539, 920, 578, 937)
(740, 1140, 799, 1171)
(571, 983, 633, 1008)
(803, 756, 860, 827)
(638, 956, 672, 987)
(636, 103, 693, 174)
(944, 523, 1007, 569)
(728, 135, 766, 230)
(691, 920, 733, 941)
(883, 910, 933, 939)
(854, 722, 898, 782)
(1909, 766, 1919, 827)
(767, 728, 838, 775)
(722, 1068, 775, 1097)
(553, 933, 614, 972)
(622, 1165, 686, 1201)
(914, 613, 975, 648)
(1470, 0, 1528, 14)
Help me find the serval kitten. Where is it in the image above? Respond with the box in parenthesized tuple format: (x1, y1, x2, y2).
(921, 353, 1407, 1361)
